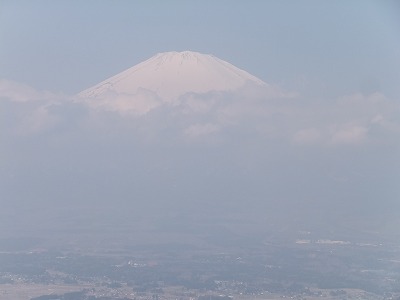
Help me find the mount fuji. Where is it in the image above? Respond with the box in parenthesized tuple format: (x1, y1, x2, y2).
(78, 51, 267, 114)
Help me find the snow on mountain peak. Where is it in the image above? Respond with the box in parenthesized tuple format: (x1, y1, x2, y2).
(78, 51, 266, 114)
(80, 51, 265, 99)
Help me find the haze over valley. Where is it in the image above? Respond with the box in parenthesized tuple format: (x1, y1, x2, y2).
(2, 50, 399, 249)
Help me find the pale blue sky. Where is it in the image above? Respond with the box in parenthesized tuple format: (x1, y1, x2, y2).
(1, 0, 399, 97)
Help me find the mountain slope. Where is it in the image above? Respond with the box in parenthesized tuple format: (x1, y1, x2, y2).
(79, 51, 266, 103)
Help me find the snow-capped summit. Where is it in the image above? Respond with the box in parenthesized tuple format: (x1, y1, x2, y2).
(79, 51, 265, 102)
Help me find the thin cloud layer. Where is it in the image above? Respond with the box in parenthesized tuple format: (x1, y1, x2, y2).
(1, 80, 87, 136)
(3, 79, 399, 145)
(0, 79, 55, 103)
(1, 79, 400, 241)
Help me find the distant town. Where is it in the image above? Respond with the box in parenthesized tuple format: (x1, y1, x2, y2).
(1, 235, 400, 300)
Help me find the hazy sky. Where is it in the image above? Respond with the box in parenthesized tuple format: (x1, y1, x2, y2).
(1, 1, 400, 243)
(1, 0, 399, 97)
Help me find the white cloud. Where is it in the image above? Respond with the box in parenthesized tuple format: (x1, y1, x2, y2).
(2, 79, 399, 149)
(184, 123, 220, 137)
(1, 80, 87, 136)
(288, 92, 400, 147)
(79, 87, 162, 116)
(292, 128, 321, 144)
(179, 93, 218, 114)
(329, 124, 368, 145)
(0, 79, 58, 102)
